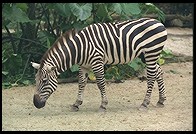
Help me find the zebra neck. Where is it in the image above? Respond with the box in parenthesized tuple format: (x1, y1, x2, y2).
(43, 57, 75, 76)
(42, 28, 82, 75)
(46, 53, 76, 74)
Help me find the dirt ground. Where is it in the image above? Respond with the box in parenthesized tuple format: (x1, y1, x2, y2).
(2, 27, 193, 131)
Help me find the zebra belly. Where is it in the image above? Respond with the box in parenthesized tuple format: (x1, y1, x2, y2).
(103, 53, 134, 65)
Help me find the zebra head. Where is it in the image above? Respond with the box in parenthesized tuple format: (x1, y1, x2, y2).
(31, 62, 58, 109)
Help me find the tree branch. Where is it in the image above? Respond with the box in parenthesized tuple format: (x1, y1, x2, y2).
(2, 36, 41, 45)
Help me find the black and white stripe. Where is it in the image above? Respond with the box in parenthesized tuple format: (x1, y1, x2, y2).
(32, 18, 167, 110)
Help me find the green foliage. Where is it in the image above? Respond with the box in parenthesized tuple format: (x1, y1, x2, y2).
(70, 64, 79, 72)
(69, 3, 92, 21)
(104, 58, 146, 81)
(3, 3, 31, 25)
(2, 50, 9, 76)
(141, 3, 165, 22)
(2, 46, 32, 89)
(93, 3, 143, 22)
(160, 49, 173, 59)
(95, 3, 112, 22)
(158, 49, 174, 65)
(128, 58, 146, 72)
(49, 4, 72, 18)
(113, 3, 141, 15)
(2, 49, 22, 77)
(2, 3, 167, 89)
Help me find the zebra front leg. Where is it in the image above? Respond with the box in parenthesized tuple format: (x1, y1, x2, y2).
(156, 65, 166, 107)
(71, 67, 89, 112)
(92, 62, 108, 112)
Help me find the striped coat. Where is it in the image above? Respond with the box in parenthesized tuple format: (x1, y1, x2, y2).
(31, 18, 167, 111)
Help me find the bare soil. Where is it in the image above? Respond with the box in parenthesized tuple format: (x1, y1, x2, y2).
(2, 27, 193, 131)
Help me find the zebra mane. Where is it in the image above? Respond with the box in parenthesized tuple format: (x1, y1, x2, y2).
(39, 28, 77, 68)
(62, 28, 77, 40)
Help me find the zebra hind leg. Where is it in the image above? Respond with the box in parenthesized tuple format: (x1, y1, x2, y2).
(139, 77, 156, 111)
(139, 62, 157, 111)
(139, 63, 166, 110)
(156, 65, 166, 107)
(71, 67, 89, 112)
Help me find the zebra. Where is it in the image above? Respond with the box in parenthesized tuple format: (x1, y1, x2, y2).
(31, 18, 167, 112)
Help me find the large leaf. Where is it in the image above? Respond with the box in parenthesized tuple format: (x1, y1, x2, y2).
(72, 21, 89, 31)
(46, 38, 51, 49)
(128, 60, 140, 71)
(122, 3, 141, 15)
(51, 3, 71, 18)
(96, 4, 108, 18)
(128, 58, 145, 72)
(144, 3, 165, 22)
(69, 3, 92, 21)
(15, 3, 28, 12)
(37, 30, 55, 48)
(70, 64, 79, 72)
(110, 3, 123, 14)
(96, 4, 112, 22)
(3, 4, 31, 23)
(110, 3, 141, 15)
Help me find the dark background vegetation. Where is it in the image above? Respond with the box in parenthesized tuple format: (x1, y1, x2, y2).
(2, 3, 193, 88)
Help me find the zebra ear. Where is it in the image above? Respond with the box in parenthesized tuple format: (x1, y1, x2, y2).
(31, 62, 40, 69)
(46, 65, 57, 71)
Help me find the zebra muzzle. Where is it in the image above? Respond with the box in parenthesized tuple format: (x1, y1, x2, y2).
(33, 94, 46, 109)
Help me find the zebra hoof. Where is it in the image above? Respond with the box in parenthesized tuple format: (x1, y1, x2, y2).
(98, 105, 107, 112)
(156, 102, 164, 108)
(70, 105, 79, 112)
(138, 104, 148, 111)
